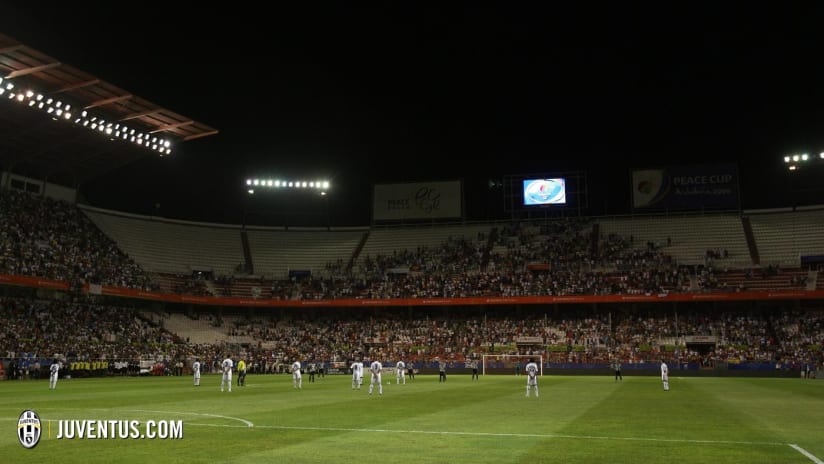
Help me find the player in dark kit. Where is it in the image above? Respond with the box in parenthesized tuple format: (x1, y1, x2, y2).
(612, 359, 622, 382)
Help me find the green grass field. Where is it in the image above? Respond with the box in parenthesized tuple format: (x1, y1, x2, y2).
(2, 373, 822, 463)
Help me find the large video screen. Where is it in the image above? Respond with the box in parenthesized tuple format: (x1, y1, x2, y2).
(523, 178, 566, 205)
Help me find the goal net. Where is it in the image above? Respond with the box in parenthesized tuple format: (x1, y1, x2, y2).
(481, 354, 543, 376)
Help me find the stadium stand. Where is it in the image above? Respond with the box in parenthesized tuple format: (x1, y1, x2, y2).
(597, 212, 751, 267)
(245, 226, 368, 279)
(747, 207, 824, 268)
(81, 205, 245, 277)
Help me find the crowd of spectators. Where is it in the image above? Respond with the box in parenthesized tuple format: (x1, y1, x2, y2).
(2, 292, 822, 379)
(0, 189, 155, 290)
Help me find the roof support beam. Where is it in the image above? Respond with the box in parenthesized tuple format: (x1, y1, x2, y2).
(149, 120, 194, 133)
(0, 44, 24, 54)
(5, 61, 62, 79)
(84, 94, 133, 109)
(52, 79, 100, 94)
(119, 109, 160, 121)
(182, 130, 219, 141)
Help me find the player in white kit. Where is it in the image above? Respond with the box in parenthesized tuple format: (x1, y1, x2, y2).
(292, 360, 302, 389)
(192, 358, 201, 386)
(221, 355, 233, 392)
(525, 358, 539, 398)
(368, 360, 383, 396)
(49, 359, 60, 390)
(661, 359, 669, 391)
(351, 359, 363, 389)
(396, 360, 406, 384)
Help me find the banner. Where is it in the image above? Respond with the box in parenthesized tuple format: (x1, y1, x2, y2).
(372, 181, 462, 221)
(684, 335, 717, 344)
(515, 336, 544, 344)
(632, 164, 739, 210)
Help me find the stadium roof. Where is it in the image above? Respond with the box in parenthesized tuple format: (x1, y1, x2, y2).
(0, 33, 218, 186)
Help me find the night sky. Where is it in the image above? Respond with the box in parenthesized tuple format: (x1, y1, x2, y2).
(3, 3, 824, 226)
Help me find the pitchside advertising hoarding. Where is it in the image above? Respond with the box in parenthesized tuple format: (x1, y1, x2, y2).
(632, 164, 740, 211)
(372, 180, 462, 221)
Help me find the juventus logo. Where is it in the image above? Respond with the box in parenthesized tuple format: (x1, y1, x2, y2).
(17, 410, 42, 449)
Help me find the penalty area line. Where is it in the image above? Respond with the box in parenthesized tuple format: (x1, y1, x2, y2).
(790, 444, 824, 464)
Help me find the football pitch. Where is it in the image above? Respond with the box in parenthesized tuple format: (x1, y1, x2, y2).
(2, 373, 822, 463)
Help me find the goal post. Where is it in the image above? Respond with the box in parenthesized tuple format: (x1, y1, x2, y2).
(481, 354, 543, 376)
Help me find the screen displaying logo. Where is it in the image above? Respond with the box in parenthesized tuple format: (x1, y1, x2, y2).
(18, 410, 42, 449)
(523, 178, 566, 205)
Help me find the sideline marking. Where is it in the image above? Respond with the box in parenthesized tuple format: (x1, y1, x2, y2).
(239, 423, 788, 446)
(8, 414, 823, 461)
(790, 444, 824, 464)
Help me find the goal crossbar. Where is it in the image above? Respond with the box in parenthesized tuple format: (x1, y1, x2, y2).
(481, 354, 543, 376)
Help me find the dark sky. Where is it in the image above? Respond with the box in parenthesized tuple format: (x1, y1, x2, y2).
(3, 3, 824, 225)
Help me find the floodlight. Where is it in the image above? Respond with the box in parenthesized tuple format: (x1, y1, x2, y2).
(55, 101, 62, 108)
(64, 112, 71, 119)
(784, 156, 791, 163)
(28, 100, 35, 106)
(36, 94, 43, 101)
(5, 82, 13, 90)
(789, 165, 797, 171)
(248, 189, 254, 194)
(267, 180, 273, 186)
(0, 88, 4, 95)
(253, 179, 259, 186)
(820, 152, 824, 159)
(801, 154, 809, 161)
(246, 179, 252, 185)
(792, 155, 800, 162)
(38, 102, 44, 109)
(25, 90, 33, 98)
(46, 98, 52, 104)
